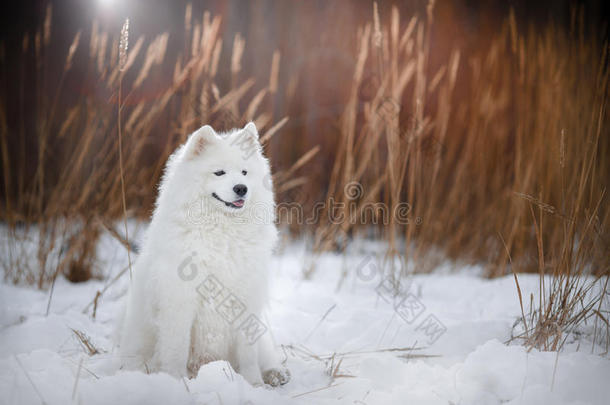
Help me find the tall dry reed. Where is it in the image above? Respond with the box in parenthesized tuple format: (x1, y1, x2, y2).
(306, 2, 608, 350)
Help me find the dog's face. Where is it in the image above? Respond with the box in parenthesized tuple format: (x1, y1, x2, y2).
(166, 122, 274, 219)
(196, 129, 256, 213)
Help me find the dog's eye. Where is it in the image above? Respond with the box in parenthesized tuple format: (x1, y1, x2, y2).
(214, 170, 225, 176)
(242, 170, 247, 176)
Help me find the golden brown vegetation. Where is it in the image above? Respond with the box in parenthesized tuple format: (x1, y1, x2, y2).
(312, 4, 608, 274)
(305, 3, 609, 350)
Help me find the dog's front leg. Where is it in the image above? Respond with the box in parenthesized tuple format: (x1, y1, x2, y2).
(154, 291, 195, 377)
(235, 334, 264, 386)
(258, 331, 291, 387)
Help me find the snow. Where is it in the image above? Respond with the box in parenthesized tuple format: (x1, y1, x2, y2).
(1, 226, 609, 405)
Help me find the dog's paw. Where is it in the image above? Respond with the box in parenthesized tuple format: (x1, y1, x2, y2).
(262, 367, 291, 387)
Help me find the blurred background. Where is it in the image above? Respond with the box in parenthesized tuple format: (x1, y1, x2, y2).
(0, 0, 608, 285)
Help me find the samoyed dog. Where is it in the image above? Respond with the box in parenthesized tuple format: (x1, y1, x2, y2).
(117, 122, 289, 386)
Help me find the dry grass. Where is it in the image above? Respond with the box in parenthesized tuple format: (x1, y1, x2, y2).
(303, 3, 609, 349)
(309, 4, 608, 276)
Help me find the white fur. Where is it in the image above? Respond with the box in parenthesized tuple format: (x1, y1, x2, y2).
(117, 123, 287, 385)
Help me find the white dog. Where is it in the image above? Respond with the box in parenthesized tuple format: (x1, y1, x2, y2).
(118, 123, 289, 386)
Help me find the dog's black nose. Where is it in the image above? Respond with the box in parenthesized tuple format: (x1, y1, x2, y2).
(233, 184, 248, 196)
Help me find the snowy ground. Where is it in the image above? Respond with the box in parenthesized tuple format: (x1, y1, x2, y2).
(1, 224, 609, 405)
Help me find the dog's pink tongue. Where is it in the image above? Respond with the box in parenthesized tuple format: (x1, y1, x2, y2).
(233, 199, 244, 207)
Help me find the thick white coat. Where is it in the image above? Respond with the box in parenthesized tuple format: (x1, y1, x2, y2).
(118, 123, 283, 385)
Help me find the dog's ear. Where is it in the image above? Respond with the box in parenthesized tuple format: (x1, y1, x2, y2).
(184, 125, 215, 159)
(243, 122, 259, 142)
